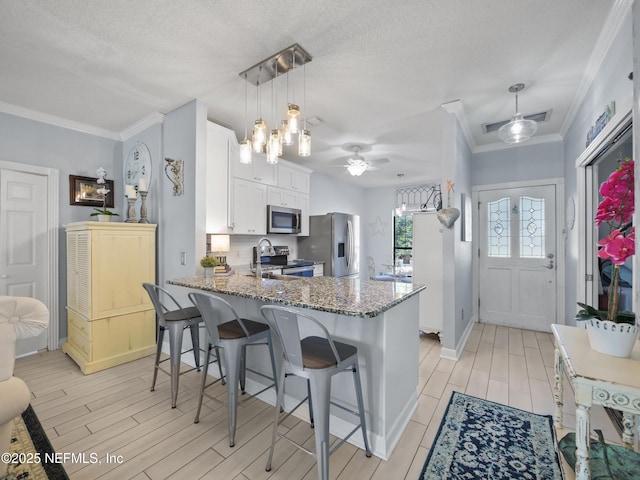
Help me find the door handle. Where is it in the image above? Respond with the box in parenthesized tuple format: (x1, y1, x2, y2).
(541, 263, 554, 269)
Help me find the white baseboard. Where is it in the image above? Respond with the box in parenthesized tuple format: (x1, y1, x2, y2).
(440, 316, 476, 360)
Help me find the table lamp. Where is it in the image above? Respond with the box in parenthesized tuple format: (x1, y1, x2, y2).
(208, 234, 230, 265)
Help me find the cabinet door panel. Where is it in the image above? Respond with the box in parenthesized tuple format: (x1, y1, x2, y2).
(233, 179, 267, 234)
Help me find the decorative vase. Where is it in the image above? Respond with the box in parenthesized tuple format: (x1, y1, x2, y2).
(586, 319, 638, 358)
(436, 207, 460, 229)
(204, 267, 214, 280)
(97, 215, 112, 223)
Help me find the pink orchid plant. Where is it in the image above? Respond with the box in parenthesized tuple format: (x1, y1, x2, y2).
(577, 158, 635, 324)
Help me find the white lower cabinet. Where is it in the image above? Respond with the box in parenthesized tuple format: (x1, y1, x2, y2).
(232, 178, 267, 234)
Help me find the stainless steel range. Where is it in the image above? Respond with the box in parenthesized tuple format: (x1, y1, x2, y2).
(252, 245, 315, 277)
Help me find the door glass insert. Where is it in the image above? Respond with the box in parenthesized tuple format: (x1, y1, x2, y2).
(520, 195, 545, 258)
(488, 197, 510, 257)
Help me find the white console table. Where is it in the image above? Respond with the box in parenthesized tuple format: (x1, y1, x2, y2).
(551, 324, 640, 480)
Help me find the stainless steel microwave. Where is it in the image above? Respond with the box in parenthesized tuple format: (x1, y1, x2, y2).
(267, 205, 301, 234)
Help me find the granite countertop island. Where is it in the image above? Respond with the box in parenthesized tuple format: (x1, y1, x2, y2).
(167, 273, 426, 460)
(168, 274, 425, 318)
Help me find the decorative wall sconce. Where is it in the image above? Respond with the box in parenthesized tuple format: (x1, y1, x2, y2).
(164, 158, 184, 196)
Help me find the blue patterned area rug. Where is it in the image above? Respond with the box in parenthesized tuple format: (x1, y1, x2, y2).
(420, 391, 563, 480)
(1, 405, 68, 480)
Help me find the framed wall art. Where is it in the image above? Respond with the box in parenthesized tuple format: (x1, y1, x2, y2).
(69, 175, 114, 207)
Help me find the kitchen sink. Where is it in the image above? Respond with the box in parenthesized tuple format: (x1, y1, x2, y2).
(245, 272, 301, 281)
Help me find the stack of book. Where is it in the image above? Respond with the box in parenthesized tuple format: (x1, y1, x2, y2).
(214, 264, 232, 277)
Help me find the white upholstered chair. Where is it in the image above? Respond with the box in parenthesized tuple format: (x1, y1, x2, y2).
(0, 296, 49, 475)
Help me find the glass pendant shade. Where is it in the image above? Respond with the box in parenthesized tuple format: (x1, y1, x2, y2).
(287, 104, 300, 134)
(497, 113, 538, 144)
(298, 129, 311, 156)
(252, 119, 267, 152)
(281, 120, 293, 146)
(267, 130, 280, 164)
(239, 139, 252, 164)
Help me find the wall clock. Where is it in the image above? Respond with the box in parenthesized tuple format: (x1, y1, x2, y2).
(125, 142, 152, 191)
(125, 142, 152, 219)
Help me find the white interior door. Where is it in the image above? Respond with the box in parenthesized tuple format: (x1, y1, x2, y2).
(0, 169, 49, 354)
(478, 184, 557, 331)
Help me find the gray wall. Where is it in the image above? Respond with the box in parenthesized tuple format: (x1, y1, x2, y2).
(0, 112, 122, 339)
(160, 100, 208, 304)
(472, 140, 564, 186)
(562, 11, 633, 325)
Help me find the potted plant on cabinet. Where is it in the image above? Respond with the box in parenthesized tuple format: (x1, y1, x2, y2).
(200, 255, 220, 279)
(90, 208, 119, 222)
(576, 158, 637, 357)
(90, 167, 119, 222)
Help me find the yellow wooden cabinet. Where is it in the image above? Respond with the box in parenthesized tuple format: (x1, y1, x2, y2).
(62, 222, 157, 374)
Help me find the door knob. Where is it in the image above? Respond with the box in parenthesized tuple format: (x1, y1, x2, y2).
(541, 263, 554, 269)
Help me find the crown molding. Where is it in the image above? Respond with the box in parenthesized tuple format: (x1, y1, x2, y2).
(120, 112, 165, 141)
(0, 100, 121, 140)
(440, 100, 477, 152)
(559, 0, 633, 137)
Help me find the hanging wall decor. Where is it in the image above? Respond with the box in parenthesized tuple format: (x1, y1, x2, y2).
(436, 180, 460, 229)
(164, 158, 184, 196)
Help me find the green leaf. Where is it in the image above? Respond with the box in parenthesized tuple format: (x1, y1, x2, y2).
(614, 311, 636, 325)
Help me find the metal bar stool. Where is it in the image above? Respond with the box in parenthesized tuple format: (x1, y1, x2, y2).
(261, 305, 371, 480)
(143, 283, 222, 408)
(189, 292, 278, 447)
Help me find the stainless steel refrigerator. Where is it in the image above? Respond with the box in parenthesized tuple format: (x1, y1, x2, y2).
(298, 213, 360, 277)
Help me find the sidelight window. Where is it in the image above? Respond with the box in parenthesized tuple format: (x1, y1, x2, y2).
(488, 197, 510, 257)
(519, 196, 545, 258)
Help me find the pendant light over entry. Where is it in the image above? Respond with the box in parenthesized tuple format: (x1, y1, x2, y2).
(498, 83, 537, 144)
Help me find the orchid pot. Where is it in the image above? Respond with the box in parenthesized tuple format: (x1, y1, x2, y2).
(576, 158, 637, 357)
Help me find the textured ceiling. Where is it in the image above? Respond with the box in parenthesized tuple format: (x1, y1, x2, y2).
(0, 0, 624, 188)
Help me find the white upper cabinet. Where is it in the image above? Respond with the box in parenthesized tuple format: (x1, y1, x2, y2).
(267, 186, 298, 208)
(206, 121, 312, 236)
(277, 161, 311, 193)
(232, 178, 267, 235)
(206, 122, 233, 233)
(233, 151, 277, 186)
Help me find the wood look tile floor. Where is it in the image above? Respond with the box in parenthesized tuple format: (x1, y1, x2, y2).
(13, 323, 620, 480)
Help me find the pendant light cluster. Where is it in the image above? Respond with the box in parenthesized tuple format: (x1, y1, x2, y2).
(239, 44, 312, 165)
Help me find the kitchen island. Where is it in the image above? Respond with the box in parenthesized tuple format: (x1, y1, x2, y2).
(168, 274, 425, 460)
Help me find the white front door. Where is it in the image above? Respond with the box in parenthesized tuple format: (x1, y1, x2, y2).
(478, 184, 557, 331)
(0, 169, 49, 354)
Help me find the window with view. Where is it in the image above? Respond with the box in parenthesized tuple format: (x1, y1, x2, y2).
(394, 214, 413, 267)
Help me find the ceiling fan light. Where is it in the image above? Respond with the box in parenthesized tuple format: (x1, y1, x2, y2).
(287, 104, 300, 134)
(239, 139, 252, 164)
(498, 113, 538, 144)
(347, 160, 368, 176)
(298, 129, 311, 156)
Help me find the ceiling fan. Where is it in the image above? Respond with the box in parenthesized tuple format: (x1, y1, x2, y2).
(343, 146, 389, 176)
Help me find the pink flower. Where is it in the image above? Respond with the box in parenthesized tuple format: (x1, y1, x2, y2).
(598, 235, 636, 265)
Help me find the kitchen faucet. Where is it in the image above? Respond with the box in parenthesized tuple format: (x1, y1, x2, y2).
(255, 237, 274, 278)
